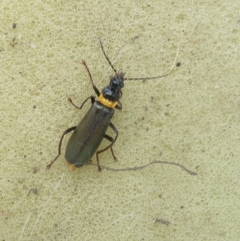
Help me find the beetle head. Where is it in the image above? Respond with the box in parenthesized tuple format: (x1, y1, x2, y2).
(102, 72, 124, 102)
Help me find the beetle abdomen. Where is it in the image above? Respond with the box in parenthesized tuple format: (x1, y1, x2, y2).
(65, 101, 114, 167)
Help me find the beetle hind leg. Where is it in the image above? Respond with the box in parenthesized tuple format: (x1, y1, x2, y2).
(104, 135, 118, 161)
(46, 126, 76, 170)
(96, 122, 118, 171)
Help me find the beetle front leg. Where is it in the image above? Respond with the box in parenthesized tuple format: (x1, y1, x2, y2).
(82, 60, 101, 97)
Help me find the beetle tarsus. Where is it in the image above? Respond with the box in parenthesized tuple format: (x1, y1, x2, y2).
(110, 147, 118, 161)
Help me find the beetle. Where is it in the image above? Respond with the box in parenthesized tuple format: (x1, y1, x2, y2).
(46, 39, 171, 171)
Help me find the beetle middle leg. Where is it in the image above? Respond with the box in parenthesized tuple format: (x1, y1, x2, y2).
(46, 126, 76, 170)
(68, 95, 95, 110)
(96, 122, 118, 171)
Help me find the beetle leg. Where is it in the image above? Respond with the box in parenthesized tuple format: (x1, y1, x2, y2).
(68, 95, 95, 110)
(104, 134, 118, 161)
(46, 126, 76, 170)
(115, 100, 122, 110)
(82, 60, 101, 97)
(96, 122, 118, 171)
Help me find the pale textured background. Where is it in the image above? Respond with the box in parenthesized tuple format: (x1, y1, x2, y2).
(1, 1, 239, 240)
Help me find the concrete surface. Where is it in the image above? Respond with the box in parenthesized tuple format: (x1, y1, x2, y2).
(1, 1, 239, 240)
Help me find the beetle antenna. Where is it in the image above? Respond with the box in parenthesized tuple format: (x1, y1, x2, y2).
(125, 73, 169, 81)
(99, 38, 118, 74)
(125, 41, 181, 81)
